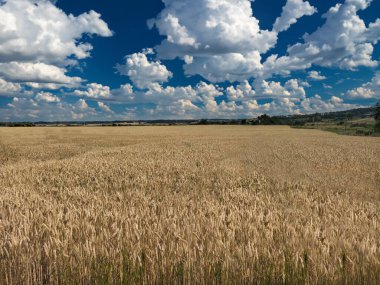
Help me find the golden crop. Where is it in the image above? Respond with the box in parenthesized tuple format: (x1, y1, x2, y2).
(0, 126, 379, 284)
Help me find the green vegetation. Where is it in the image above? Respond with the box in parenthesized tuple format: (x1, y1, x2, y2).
(293, 118, 379, 137)
(0, 122, 36, 127)
(375, 102, 380, 132)
(196, 106, 380, 137)
(250, 106, 380, 137)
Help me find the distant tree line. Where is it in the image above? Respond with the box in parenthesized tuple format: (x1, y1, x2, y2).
(375, 101, 380, 131)
(196, 106, 378, 126)
(0, 122, 36, 127)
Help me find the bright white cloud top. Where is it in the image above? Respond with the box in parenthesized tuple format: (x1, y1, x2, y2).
(116, 49, 173, 89)
(273, 0, 317, 33)
(0, 0, 112, 84)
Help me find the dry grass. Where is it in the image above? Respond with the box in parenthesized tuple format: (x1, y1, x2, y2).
(0, 126, 379, 284)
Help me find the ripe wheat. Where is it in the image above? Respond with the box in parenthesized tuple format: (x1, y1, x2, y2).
(0, 126, 379, 284)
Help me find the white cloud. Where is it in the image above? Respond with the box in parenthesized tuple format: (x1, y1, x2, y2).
(74, 83, 111, 99)
(264, 0, 380, 78)
(119, 0, 380, 90)
(149, 0, 280, 82)
(0, 81, 361, 121)
(119, 84, 134, 95)
(300, 94, 355, 113)
(226, 80, 255, 101)
(257, 80, 290, 97)
(308, 71, 326, 81)
(346, 72, 380, 99)
(147, 13, 197, 47)
(156, 99, 200, 117)
(114, 81, 221, 108)
(98, 101, 113, 113)
(4, 0, 377, 120)
(0, 0, 112, 65)
(111, 84, 135, 101)
(104, 80, 225, 118)
(0, 0, 112, 86)
(285, 79, 307, 98)
(35, 91, 60, 103)
(262, 54, 312, 79)
(0, 96, 102, 122)
(0, 62, 82, 85)
(253, 79, 306, 99)
(330, 96, 344, 104)
(76, 98, 89, 111)
(0, 77, 21, 96)
(144, 83, 198, 104)
(150, 0, 277, 56)
(116, 49, 172, 89)
(347, 87, 375, 99)
(195, 81, 223, 100)
(273, 0, 316, 33)
(184, 51, 263, 83)
(24, 82, 65, 90)
(105, 78, 328, 118)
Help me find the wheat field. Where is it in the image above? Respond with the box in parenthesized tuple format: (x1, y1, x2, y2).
(0, 126, 379, 284)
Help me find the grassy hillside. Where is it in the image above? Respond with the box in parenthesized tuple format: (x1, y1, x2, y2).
(248, 107, 380, 137)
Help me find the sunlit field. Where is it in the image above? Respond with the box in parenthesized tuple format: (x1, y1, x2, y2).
(0, 126, 379, 284)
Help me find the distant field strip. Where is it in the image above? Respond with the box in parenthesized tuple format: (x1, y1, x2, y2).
(0, 126, 379, 284)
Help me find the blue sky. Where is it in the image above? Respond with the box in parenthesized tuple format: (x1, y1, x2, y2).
(0, 0, 380, 121)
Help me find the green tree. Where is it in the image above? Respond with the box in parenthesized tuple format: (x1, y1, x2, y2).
(375, 102, 380, 132)
(375, 102, 380, 121)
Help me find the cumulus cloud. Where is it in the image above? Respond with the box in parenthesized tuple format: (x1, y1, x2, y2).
(148, 0, 280, 82)
(24, 82, 66, 90)
(116, 49, 173, 89)
(119, 84, 134, 96)
(264, 0, 380, 78)
(0, 77, 21, 96)
(113, 81, 222, 110)
(0, 96, 102, 122)
(226, 81, 255, 101)
(144, 83, 198, 104)
(74, 83, 111, 98)
(300, 94, 355, 113)
(273, 0, 317, 33)
(0, 62, 82, 85)
(75, 99, 89, 111)
(150, 0, 277, 56)
(256, 80, 290, 97)
(347, 87, 375, 99)
(253, 79, 307, 99)
(154, 99, 200, 118)
(3, 0, 376, 120)
(0, 81, 360, 121)
(105, 78, 328, 119)
(184, 51, 263, 83)
(0, 0, 112, 87)
(144, 0, 379, 84)
(111, 84, 135, 101)
(346, 71, 380, 99)
(0, 0, 112, 65)
(97, 101, 113, 113)
(308, 71, 326, 80)
(35, 91, 60, 103)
